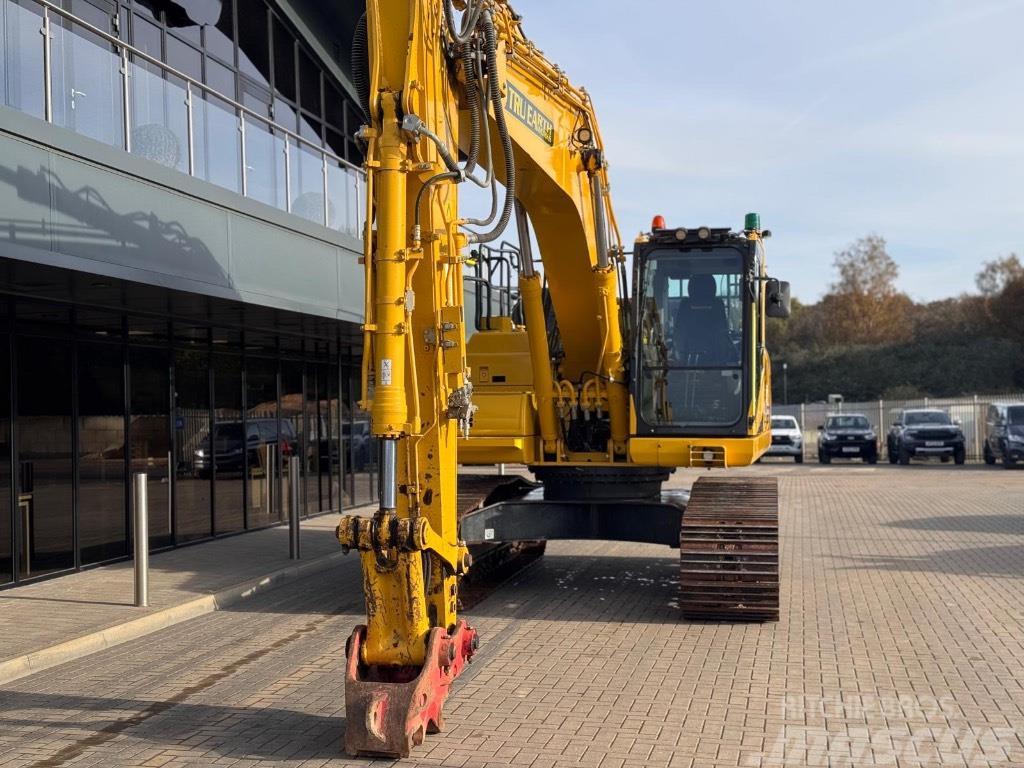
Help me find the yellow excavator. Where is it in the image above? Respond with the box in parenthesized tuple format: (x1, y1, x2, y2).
(335, 0, 791, 756)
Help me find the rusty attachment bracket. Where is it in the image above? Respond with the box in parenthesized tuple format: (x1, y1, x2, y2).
(343, 620, 479, 758)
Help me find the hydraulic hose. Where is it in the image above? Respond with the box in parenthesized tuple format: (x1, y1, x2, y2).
(351, 13, 371, 122)
(461, 42, 481, 176)
(467, 10, 515, 245)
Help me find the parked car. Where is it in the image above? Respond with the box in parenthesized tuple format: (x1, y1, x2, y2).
(766, 415, 804, 462)
(194, 418, 298, 477)
(887, 409, 965, 465)
(817, 413, 878, 464)
(984, 402, 1024, 468)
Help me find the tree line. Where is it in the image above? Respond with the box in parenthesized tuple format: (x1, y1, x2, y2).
(767, 235, 1024, 402)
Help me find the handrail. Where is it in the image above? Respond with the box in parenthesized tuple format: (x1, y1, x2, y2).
(35, 0, 364, 177)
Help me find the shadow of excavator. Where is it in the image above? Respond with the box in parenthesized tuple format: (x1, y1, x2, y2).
(0, 162, 232, 288)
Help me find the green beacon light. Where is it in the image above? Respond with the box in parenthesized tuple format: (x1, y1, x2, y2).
(744, 212, 761, 232)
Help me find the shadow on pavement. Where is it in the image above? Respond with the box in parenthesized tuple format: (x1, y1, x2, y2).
(0, 692, 361, 765)
(885, 514, 1024, 535)
(836, 543, 1024, 578)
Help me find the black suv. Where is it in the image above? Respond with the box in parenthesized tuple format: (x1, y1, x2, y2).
(983, 402, 1024, 468)
(887, 409, 965, 465)
(817, 414, 878, 464)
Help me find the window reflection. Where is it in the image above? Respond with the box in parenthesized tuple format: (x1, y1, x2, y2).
(51, 17, 124, 149)
(16, 337, 74, 579)
(130, 346, 172, 549)
(213, 354, 244, 533)
(246, 357, 280, 528)
(174, 348, 212, 541)
(280, 361, 304, 518)
(78, 342, 127, 565)
(0, 335, 11, 585)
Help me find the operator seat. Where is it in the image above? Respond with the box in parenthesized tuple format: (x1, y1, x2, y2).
(673, 274, 736, 365)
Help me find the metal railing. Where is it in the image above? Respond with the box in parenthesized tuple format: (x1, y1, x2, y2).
(3, 0, 364, 236)
(775, 393, 1024, 462)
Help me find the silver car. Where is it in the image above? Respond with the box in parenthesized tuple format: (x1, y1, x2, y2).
(766, 415, 804, 462)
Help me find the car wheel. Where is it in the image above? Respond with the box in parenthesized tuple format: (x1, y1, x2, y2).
(866, 453, 878, 465)
(795, 454, 804, 464)
(983, 443, 996, 465)
(819, 453, 831, 465)
(898, 445, 911, 465)
(940, 455, 951, 463)
(1004, 455, 1017, 470)
(887, 442, 898, 464)
(953, 447, 966, 465)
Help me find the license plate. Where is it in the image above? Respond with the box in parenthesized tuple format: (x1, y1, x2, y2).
(925, 441, 944, 447)
(842, 447, 860, 453)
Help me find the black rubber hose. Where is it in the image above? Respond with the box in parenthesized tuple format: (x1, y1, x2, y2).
(461, 41, 481, 175)
(469, 11, 515, 244)
(351, 13, 371, 122)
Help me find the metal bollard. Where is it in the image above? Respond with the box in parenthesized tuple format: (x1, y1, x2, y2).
(133, 473, 149, 608)
(289, 456, 301, 560)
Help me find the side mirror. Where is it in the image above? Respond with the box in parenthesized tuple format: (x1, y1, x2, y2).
(766, 278, 791, 318)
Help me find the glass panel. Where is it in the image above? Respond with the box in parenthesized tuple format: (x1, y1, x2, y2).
(205, 57, 234, 99)
(50, 19, 124, 148)
(78, 341, 126, 565)
(16, 336, 74, 579)
(351, 394, 375, 508)
(245, 357, 278, 529)
(302, 361, 320, 515)
(289, 142, 325, 225)
(3, 0, 46, 120)
(243, 117, 286, 209)
(297, 46, 319, 119)
(193, 94, 240, 193)
(166, 35, 201, 81)
(271, 15, 294, 101)
(174, 348, 211, 542)
(639, 248, 746, 428)
(326, 159, 359, 237)
(325, 362, 341, 512)
(235, 0, 267, 86)
(129, 346, 172, 549)
(129, 62, 189, 172)
(213, 354, 243, 533)
(0, 335, 11, 585)
(131, 13, 160, 58)
(280, 360, 303, 518)
(206, 0, 234, 64)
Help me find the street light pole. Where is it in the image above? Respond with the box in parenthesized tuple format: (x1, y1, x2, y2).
(782, 362, 789, 405)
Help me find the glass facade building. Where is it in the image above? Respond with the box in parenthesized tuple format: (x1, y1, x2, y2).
(0, 0, 377, 587)
(0, 276, 380, 587)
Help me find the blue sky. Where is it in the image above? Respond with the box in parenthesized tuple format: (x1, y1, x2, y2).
(488, 0, 1024, 302)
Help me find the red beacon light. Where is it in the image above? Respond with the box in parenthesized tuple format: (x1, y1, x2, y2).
(651, 215, 666, 231)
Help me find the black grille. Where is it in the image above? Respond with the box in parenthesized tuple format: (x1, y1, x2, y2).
(772, 436, 793, 446)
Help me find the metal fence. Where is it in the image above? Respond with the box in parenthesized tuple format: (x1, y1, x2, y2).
(1, 0, 364, 236)
(774, 393, 1024, 462)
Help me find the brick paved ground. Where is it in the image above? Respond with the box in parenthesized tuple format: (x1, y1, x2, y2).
(0, 514, 347, 664)
(0, 464, 1022, 767)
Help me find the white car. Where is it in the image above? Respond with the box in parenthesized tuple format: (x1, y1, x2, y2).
(766, 415, 804, 462)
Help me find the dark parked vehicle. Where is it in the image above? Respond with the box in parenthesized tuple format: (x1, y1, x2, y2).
(194, 418, 298, 477)
(817, 414, 878, 464)
(984, 402, 1024, 468)
(887, 409, 965, 465)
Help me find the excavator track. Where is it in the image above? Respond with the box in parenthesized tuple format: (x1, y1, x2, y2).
(679, 476, 779, 622)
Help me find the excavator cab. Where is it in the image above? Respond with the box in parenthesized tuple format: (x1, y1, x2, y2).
(632, 217, 788, 442)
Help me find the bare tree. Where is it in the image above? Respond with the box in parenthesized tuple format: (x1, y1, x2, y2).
(976, 254, 1023, 296)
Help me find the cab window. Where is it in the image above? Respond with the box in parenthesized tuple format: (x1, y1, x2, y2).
(639, 247, 745, 428)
